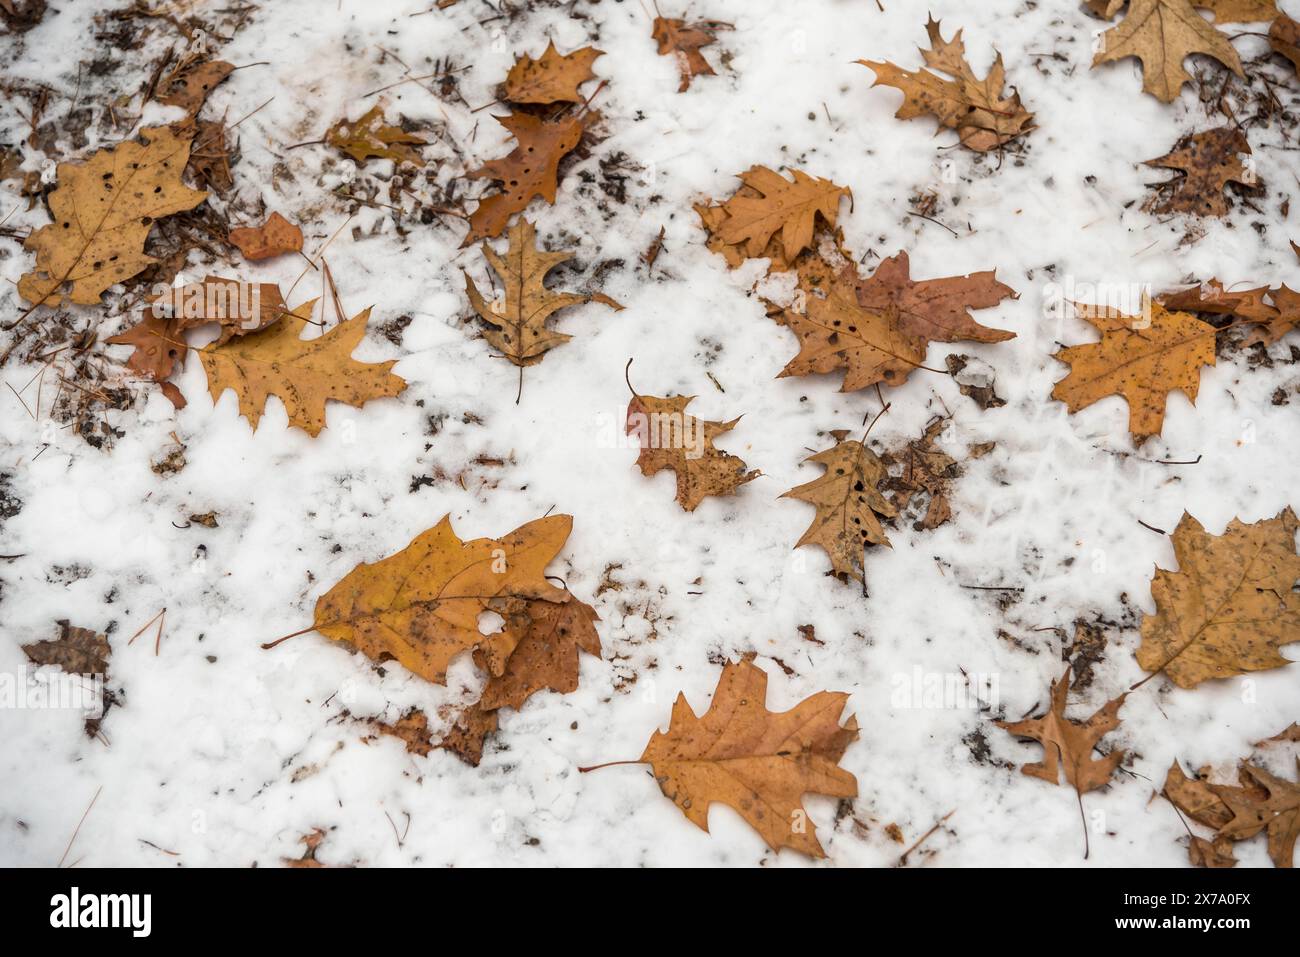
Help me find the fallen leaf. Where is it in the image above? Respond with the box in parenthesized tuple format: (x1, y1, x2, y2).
(183, 118, 234, 193)
(462, 110, 590, 246)
(368, 704, 499, 767)
(945, 354, 1006, 409)
(706, 166, 850, 267)
(1215, 762, 1300, 868)
(1257, 723, 1300, 746)
(1198, 0, 1279, 20)
(463, 218, 620, 366)
(779, 251, 1016, 392)
(635, 658, 858, 857)
(625, 392, 760, 511)
(1144, 127, 1255, 217)
(652, 16, 728, 92)
(198, 298, 406, 436)
(1050, 301, 1215, 442)
(1136, 508, 1300, 688)
(996, 666, 1127, 795)
(1092, 0, 1243, 103)
(155, 58, 234, 115)
(22, 620, 110, 677)
(229, 211, 304, 261)
(309, 513, 571, 685)
(283, 828, 327, 868)
(504, 41, 603, 104)
(1164, 761, 1235, 829)
(19, 126, 208, 307)
(1189, 834, 1238, 867)
(858, 17, 1034, 152)
(477, 597, 602, 711)
(781, 437, 896, 583)
(1271, 14, 1300, 71)
(326, 103, 427, 166)
(878, 417, 963, 530)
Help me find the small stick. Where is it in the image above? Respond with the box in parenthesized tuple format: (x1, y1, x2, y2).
(898, 809, 954, 866)
(58, 786, 102, 868)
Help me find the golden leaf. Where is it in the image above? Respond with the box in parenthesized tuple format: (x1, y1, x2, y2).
(1092, 0, 1243, 103)
(504, 41, 603, 104)
(326, 104, 427, 166)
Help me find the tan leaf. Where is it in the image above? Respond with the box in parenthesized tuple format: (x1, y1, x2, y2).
(326, 104, 427, 166)
(1144, 127, 1255, 217)
(463, 218, 620, 367)
(996, 666, 1127, 795)
(625, 393, 760, 511)
(1189, 834, 1238, 867)
(308, 514, 571, 685)
(477, 597, 602, 711)
(155, 59, 234, 115)
(709, 166, 850, 267)
(19, 126, 208, 307)
(636, 658, 858, 857)
(1215, 762, 1300, 868)
(858, 16, 1035, 152)
(462, 111, 590, 246)
(1198, 0, 1278, 21)
(781, 438, 895, 583)
(1273, 15, 1300, 71)
(504, 41, 603, 104)
(1050, 301, 1215, 442)
(283, 829, 327, 868)
(228, 211, 304, 261)
(1257, 723, 1300, 746)
(652, 16, 728, 92)
(1136, 508, 1300, 688)
(198, 298, 405, 436)
(1092, 0, 1243, 103)
(368, 704, 499, 767)
(1164, 760, 1234, 829)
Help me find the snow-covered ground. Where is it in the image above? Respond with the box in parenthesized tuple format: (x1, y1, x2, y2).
(1, 0, 1297, 867)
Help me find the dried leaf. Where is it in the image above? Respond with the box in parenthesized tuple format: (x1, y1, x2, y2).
(1144, 127, 1255, 217)
(1136, 508, 1300, 688)
(636, 658, 858, 857)
(504, 41, 603, 104)
(477, 597, 602, 711)
(155, 59, 234, 115)
(198, 298, 406, 436)
(781, 438, 895, 583)
(1198, 0, 1279, 20)
(369, 704, 499, 767)
(326, 104, 427, 166)
(283, 828, 327, 868)
(1215, 762, 1300, 868)
(309, 514, 571, 685)
(1092, 0, 1243, 103)
(462, 111, 590, 246)
(229, 211, 303, 261)
(1189, 834, 1238, 867)
(1050, 301, 1215, 442)
(708, 166, 850, 267)
(879, 417, 963, 530)
(1164, 761, 1234, 829)
(463, 218, 620, 367)
(858, 17, 1034, 152)
(625, 393, 760, 511)
(996, 666, 1127, 795)
(19, 126, 208, 307)
(22, 620, 109, 677)
(652, 16, 728, 92)
(1272, 14, 1300, 71)
(1257, 723, 1300, 746)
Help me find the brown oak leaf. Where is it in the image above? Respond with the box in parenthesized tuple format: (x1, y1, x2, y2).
(652, 16, 730, 92)
(155, 58, 234, 115)
(504, 41, 603, 104)
(625, 392, 760, 511)
(858, 17, 1034, 152)
(702, 166, 850, 268)
(1136, 508, 1300, 688)
(477, 596, 602, 711)
(1144, 127, 1256, 217)
(1272, 14, 1300, 71)
(1092, 0, 1243, 103)
(228, 212, 303, 261)
(23, 620, 110, 677)
(326, 103, 427, 166)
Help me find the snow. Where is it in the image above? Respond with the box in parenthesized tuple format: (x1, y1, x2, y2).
(1, 0, 1298, 867)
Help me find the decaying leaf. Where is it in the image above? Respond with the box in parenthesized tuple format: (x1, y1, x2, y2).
(19, 125, 208, 307)
(283, 828, 327, 868)
(997, 666, 1127, 795)
(652, 16, 729, 92)
(1271, 14, 1300, 71)
(635, 658, 859, 857)
(779, 251, 1016, 392)
(504, 41, 603, 104)
(198, 298, 405, 436)
(23, 620, 110, 677)
(1189, 834, 1239, 867)
(1165, 757, 1300, 867)
(477, 596, 602, 711)
(878, 417, 964, 530)
(308, 514, 572, 685)
(326, 103, 427, 166)
(701, 166, 850, 268)
(781, 437, 895, 583)
(1160, 279, 1299, 345)
(1144, 127, 1256, 217)
(155, 58, 234, 115)
(858, 17, 1034, 152)
(1050, 301, 1216, 443)
(1197, 0, 1279, 20)
(462, 110, 591, 246)
(1136, 508, 1300, 688)
(229, 211, 303, 261)
(1164, 761, 1236, 829)
(463, 218, 620, 367)
(368, 704, 499, 767)
(1092, 0, 1243, 103)
(625, 392, 760, 511)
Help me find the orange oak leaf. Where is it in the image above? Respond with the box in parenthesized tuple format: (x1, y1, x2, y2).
(229, 212, 304, 261)
(605, 658, 859, 858)
(155, 58, 234, 115)
(625, 392, 760, 511)
(707, 166, 850, 267)
(1050, 301, 1216, 442)
(476, 596, 602, 711)
(462, 111, 591, 246)
(1091, 0, 1243, 102)
(1144, 127, 1256, 217)
(1214, 762, 1300, 868)
(326, 103, 427, 166)
(652, 16, 730, 92)
(781, 437, 896, 583)
(1136, 508, 1300, 688)
(367, 704, 499, 767)
(504, 41, 603, 104)
(306, 514, 571, 685)
(858, 17, 1034, 152)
